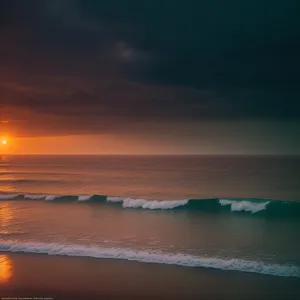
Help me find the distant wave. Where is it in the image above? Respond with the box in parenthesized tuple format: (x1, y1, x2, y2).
(0, 171, 78, 176)
(24, 194, 49, 200)
(44, 194, 106, 202)
(0, 193, 21, 200)
(0, 231, 27, 237)
(0, 241, 299, 278)
(0, 164, 10, 168)
(0, 192, 300, 216)
(0, 179, 64, 184)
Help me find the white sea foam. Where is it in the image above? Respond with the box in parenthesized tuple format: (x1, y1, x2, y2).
(0, 193, 20, 200)
(122, 198, 148, 208)
(0, 192, 281, 215)
(122, 198, 189, 209)
(219, 199, 269, 213)
(78, 195, 94, 202)
(107, 196, 126, 203)
(0, 241, 299, 278)
(24, 194, 47, 200)
(45, 195, 60, 201)
(107, 197, 189, 209)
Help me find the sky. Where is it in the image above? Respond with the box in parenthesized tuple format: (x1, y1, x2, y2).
(0, 0, 299, 154)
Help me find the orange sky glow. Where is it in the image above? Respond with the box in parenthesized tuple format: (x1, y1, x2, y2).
(0, 135, 182, 155)
(1, 121, 300, 155)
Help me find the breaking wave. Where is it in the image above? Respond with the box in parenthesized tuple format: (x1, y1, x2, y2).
(0, 241, 299, 278)
(0, 192, 299, 216)
(78, 195, 94, 202)
(107, 196, 189, 209)
(24, 194, 48, 200)
(219, 199, 270, 213)
(0, 193, 21, 200)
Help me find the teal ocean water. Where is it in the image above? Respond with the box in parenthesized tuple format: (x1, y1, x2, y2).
(0, 155, 300, 278)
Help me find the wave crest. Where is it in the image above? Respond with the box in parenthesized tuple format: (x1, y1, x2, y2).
(122, 198, 189, 209)
(107, 197, 188, 209)
(219, 199, 270, 213)
(0, 194, 20, 200)
(1, 192, 300, 216)
(24, 194, 48, 200)
(78, 195, 94, 202)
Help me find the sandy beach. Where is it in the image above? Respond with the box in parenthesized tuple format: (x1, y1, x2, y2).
(0, 253, 299, 300)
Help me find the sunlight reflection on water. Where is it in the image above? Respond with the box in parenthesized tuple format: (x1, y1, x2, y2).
(0, 203, 14, 227)
(0, 255, 13, 282)
(0, 155, 15, 192)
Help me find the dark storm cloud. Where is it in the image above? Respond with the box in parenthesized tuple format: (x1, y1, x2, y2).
(0, 0, 300, 136)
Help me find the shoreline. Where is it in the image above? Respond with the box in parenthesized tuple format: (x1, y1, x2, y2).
(1, 253, 300, 300)
(1, 241, 299, 278)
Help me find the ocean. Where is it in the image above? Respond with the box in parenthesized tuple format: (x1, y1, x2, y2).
(0, 155, 300, 283)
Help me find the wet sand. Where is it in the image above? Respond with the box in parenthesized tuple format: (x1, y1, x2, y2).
(0, 253, 299, 300)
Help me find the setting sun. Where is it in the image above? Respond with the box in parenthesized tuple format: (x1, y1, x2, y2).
(2, 140, 7, 145)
